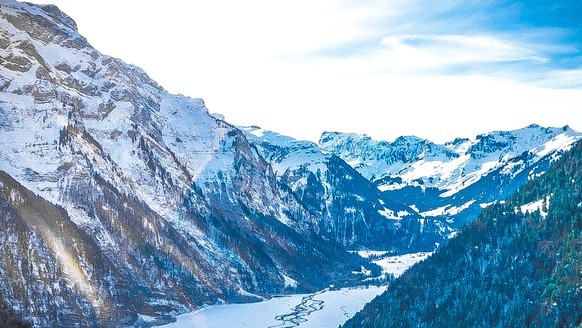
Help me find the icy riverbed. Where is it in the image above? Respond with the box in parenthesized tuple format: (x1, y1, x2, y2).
(159, 251, 432, 327)
(159, 286, 386, 328)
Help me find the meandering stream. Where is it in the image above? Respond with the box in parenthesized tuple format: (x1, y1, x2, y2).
(268, 291, 326, 328)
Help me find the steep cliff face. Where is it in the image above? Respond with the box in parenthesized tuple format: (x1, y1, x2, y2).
(242, 126, 450, 252)
(0, 1, 370, 326)
(320, 124, 582, 227)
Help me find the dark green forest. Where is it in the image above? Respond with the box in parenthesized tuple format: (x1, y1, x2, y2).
(344, 141, 582, 328)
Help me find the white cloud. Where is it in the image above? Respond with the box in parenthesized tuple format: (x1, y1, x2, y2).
(379, 34, 548, 69)
(21, 0, 582, 144)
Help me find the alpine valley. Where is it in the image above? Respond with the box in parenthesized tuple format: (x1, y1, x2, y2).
(0, 1, 580, 327)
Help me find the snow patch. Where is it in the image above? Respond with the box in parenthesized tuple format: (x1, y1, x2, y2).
(354, 250, 389, 259)
(421, 200, 475, 217)
(282, 274, 298, 289)
(137, 314, 156, 323)
(518, 196, 550, 218)
(378, 207, 401, 220)
(480, 201, 495, 209)
(351, 266, 372, 276)
(372, 252, 433, 278)
(237, 288, 265, 300)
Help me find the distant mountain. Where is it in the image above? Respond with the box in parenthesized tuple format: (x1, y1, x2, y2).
(242, 126, 450, 252)
(343, 140, 582, 328)
(320, 124, 581, 227)
(0, 2, 372, 326)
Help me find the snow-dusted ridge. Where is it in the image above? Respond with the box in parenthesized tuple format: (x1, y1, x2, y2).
(320, 124, 581, 226)
(320, 124, 580, 194)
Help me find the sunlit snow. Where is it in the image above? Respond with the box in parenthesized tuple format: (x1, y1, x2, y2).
(371, 252, 433, 278)
(518, 196, 550, 218)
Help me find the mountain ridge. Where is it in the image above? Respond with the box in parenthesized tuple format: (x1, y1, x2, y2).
(242, 126, 451, 252)
(320, 124, 581, 226)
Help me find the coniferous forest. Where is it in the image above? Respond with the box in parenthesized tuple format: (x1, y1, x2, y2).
(344, 141, 582, 328)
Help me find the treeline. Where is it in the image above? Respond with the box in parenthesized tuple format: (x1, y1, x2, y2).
(343, 141, 582, 328)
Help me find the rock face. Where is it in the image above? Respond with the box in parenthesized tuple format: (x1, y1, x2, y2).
(0, 2, 370, 326)
(242, 126, 450, 252)
(320, 124, 582, 227)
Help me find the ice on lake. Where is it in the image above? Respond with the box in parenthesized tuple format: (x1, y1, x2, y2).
(159, 286, 386, 328)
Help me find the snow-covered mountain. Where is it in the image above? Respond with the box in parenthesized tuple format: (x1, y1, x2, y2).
(241, 126, 450, 252)
(0, 2, 373, 326)
(320, 124, 581, 227)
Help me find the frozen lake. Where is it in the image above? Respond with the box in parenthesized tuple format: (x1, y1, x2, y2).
(158, 251, 432, 327)
(159, 286, 386, 328)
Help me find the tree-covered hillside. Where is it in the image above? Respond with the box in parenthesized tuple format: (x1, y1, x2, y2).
(343, 141, 582, 328)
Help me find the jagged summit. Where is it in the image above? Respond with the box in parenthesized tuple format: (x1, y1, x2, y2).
(320, 124, 581, 190)
(3, 1, 85, 51)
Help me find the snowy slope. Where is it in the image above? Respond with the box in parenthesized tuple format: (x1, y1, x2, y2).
(320, 124, 581, 226)
(0, 2, 372, 326)
(242, 126, 451, 252)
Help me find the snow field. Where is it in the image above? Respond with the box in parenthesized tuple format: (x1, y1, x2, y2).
(161, 251, 433, 328)
(160, 286, 386, 328)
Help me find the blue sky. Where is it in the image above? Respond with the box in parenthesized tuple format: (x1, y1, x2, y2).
(25, 0, 582, 143)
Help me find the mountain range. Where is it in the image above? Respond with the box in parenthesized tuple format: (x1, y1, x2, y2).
(320, 125, 581, 227)
(241, 126, 450, 252)
(0, 1, 580, 327)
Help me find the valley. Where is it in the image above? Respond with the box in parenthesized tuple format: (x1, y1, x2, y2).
(160, 251, 430, 328)
(0, 1, 580, 327)
(161, 286, 386, 328)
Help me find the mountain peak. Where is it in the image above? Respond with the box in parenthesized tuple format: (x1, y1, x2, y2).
(319, 131, 370, 145)
(526, 123, 541, 129)
(5, 1, 82, 40)
(393, 135, 426, 146)
(37, 3, 79, 32)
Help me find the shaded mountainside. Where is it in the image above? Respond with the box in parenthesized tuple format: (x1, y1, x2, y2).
(320, 125, 581, 228)
(0, 300, 30, 328)
(242, 126, 450, 252)
(0, 171, 138, 327)
(0, 1, 373, 326)
(343, 141, 582, 328)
